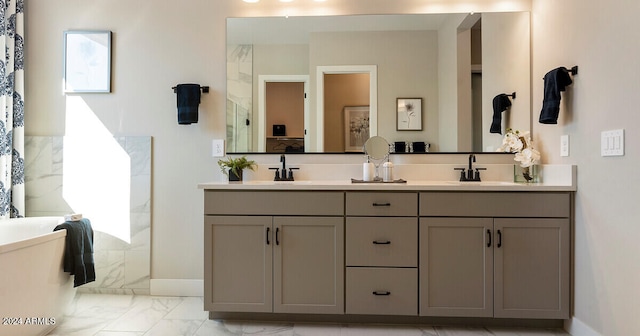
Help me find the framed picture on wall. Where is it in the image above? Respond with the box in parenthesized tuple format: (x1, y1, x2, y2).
(343, 106, 370, 152)
(396, 98, 422, 131)
(63, 30, 112, 93)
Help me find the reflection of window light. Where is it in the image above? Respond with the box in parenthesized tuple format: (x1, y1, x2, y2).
(63, 96, 131, 243)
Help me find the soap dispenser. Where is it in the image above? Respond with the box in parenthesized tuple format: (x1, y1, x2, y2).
(382, 157, 394, 182)
(363, 156, 374, 181)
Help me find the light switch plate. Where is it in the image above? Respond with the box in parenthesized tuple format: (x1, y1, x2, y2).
(601, 129, 624, 156)
(560, 135, 569, 157)
(212, 139, 225, 157)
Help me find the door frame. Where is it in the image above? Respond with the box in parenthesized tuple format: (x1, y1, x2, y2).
(316, 65, 377, 152)
(258, 75, 310, 152)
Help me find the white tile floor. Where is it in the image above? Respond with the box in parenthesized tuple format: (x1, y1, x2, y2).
(48, 294, 572, 336)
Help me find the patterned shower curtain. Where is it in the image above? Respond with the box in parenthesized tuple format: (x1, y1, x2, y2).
(0, 0, 25, 218)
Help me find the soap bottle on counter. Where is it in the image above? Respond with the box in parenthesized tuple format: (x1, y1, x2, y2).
(363, 157, 374, 181)
(382, 158, 394, 182)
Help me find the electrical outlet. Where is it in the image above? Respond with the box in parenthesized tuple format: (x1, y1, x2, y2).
(212, 139, 225, 157)
(601, 129, 624, 156)
(560, 135, 569, 157)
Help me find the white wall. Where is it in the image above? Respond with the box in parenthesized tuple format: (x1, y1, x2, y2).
(438, 14, 468, 152)
(25, 0, 534, 295)
(532, 0, 640, 335)
(482, 12, 531, 151)
(309, 30, 439, 148)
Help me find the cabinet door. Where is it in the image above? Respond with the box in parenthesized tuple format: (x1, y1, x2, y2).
(419, 217, 494, 317)
(273, 217, 344, 314)
(494, 218, 570, 319)
(204, 216, 273, 312)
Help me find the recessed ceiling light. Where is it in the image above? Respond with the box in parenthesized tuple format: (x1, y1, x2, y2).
(243, 0, 259, 3)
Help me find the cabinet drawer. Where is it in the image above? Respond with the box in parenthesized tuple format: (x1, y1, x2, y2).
(420, 192, 570, 218)
(346, 267, 417, 315)
(205, 191, 344, 216)
(346, 192, 417, 216)
(346, 217, 417, 267)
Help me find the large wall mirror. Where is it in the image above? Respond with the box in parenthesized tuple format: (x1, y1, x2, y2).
(226, 12, 530, 153)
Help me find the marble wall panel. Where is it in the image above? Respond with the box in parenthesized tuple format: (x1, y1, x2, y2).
(25, 136, 152, 295)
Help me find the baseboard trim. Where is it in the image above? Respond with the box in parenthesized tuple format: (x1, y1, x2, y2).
(150, 279, 203, 297)
(565, 317, 602, 336)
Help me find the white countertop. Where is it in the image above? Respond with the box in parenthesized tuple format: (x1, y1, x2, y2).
(199, 165, 577, 192)
(198, 179, 575, 192)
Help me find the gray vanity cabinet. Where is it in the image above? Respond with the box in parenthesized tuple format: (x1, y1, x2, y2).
(204, 215, 273, 313)
(345, 192, 419, 315)
(419, 192, 571, 319)
(420, 217, 494, 317)
(493, 217, 570, 319)
(273, 216, 344, 314)
(204, 191, 345, 315)
(202, 187, 573, 322)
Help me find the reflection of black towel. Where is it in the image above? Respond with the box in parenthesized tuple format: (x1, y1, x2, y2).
(539, 67, 573, 124)
(490, 94, 512, 134)
(176, 84, 201, 124)
(54, 219, 96, 287)
(412, 142, 426, 152)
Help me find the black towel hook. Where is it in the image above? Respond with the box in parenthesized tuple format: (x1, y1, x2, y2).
(568, 66, 578, 75)
(506, 92, 516, 99)
(172, 85, 209, 93)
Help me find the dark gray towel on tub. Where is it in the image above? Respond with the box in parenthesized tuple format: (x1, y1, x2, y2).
(54, 218, 96, 287)
(176, 83, 201, 124)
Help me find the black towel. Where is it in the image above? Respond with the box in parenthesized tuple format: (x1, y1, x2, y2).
(54, 218, 96, 287)
(539, 67, 573, 124)
(490, 94, 512, 134)
(176, 84, 201, 124)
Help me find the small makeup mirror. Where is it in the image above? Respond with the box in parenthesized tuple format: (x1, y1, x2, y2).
(363, 136, 390, 180)
(363, 136, 389, 160)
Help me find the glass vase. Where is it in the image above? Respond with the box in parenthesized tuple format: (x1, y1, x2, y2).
(514, 165, 539, 183)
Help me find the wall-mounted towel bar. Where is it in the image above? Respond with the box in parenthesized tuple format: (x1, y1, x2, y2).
(172, 85, 209, 93)
(506, 92, 516, 99)
(568, 66, 578, 75)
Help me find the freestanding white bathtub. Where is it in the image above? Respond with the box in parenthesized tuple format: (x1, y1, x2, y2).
(0, 217, 77, 336)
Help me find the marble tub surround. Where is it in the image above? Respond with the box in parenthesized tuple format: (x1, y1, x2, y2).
(49, 293, 570, 336)
(24, 136, 152, 295)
